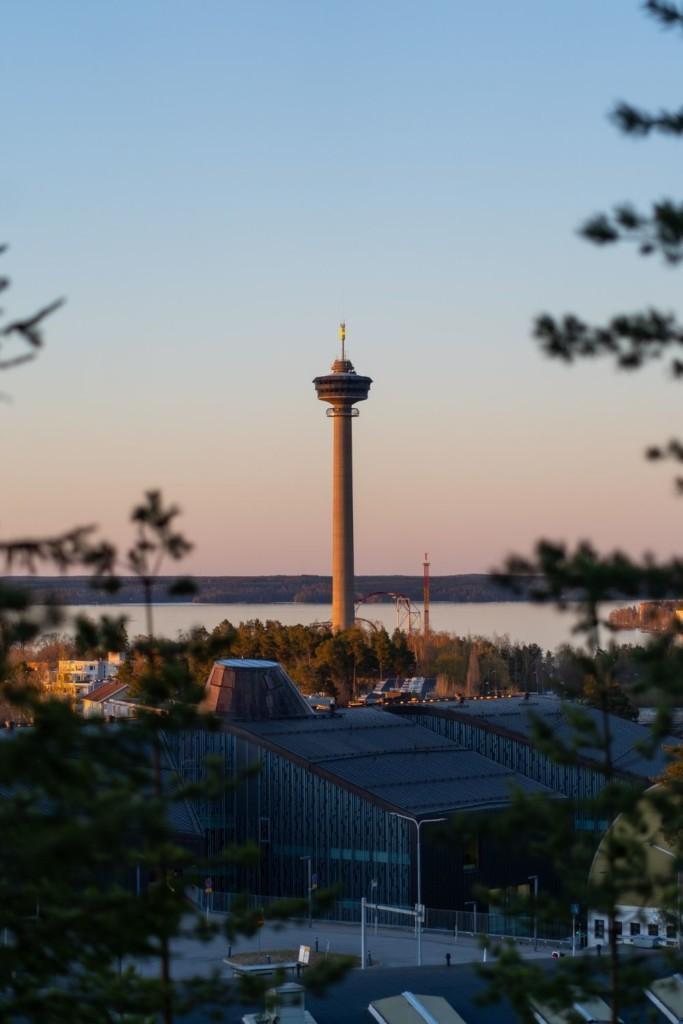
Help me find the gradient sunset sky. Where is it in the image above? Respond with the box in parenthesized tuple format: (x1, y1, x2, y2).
(3, 1, 683, 575)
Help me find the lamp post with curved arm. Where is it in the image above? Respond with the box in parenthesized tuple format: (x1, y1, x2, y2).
(390, 812, 446, 965)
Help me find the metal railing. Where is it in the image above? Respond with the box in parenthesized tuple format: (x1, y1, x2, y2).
(187, 886, 571, 945)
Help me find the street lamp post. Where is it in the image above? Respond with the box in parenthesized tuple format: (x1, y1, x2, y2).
(464, 900, 478, 936)
(390, 812, 446, 966)
(370, 878, 378, 935)
(529, 874, 539, 951)
(300, 856, 312, 928)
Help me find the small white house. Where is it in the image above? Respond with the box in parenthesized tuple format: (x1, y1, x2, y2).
(81, 681, 133, 719)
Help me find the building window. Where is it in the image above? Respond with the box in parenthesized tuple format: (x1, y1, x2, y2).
(594, 920, 605, 939)
(648, 923, 659, 937)
(667, 924, 677, 939)
(463, 834, 479, 871)
(614, 921, 623, 937)
(630, 922, 641, 937)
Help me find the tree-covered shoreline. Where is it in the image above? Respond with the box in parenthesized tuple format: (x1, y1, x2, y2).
(2, 573, 541, 605)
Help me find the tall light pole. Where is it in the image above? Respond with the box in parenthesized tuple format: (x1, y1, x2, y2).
(390, 812, 446, 965)
(528, 874, 539, 951)
(370, 878, 378, 936)
(300, 855, 312, 928)
(465, 899, 478, 936)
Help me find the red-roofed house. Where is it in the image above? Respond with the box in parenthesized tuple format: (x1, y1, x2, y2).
(81, 681, 133, 719)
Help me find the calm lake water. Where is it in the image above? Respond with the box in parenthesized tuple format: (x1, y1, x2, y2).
(48, 601, 647, 653)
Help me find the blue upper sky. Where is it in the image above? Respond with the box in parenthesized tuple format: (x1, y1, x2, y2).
(3, 1, 683, 575)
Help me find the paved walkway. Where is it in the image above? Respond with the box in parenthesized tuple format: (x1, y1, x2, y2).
(135, 916, 564, 979)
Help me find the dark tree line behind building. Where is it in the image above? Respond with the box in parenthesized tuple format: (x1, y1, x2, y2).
(18, 617, 656, 720)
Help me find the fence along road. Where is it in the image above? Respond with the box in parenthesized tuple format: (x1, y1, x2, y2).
(184, 888, 571, 974)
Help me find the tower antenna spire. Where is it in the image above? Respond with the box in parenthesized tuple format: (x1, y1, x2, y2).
(339, 321, 346, 362)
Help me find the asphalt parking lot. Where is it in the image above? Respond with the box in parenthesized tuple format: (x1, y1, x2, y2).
(167, 916, 655, 1024)
(180, 958, 656, 1024)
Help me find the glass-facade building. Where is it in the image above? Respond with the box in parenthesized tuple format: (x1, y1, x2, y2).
(167, 660, 557, 911)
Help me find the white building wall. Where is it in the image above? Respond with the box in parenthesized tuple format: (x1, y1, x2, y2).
(587, 905, 677, 947)
(57, 657, 121, 691)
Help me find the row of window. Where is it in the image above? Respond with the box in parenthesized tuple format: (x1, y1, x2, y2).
(593, 919, 676, 939)
(269, 843, 411, 866)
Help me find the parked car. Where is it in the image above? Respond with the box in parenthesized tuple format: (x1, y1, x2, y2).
(631, 934, 664, 949)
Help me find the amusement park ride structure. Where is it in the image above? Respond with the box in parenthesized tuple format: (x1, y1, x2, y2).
(310, 556, 431, 639)
(354, 591, 422, 635)
(356, 555, 431, 637)
(310, 591, 422, 634)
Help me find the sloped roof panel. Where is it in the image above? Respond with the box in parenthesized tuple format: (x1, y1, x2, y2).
(231, 707, 557, 815)
(419, 696, 675, 780)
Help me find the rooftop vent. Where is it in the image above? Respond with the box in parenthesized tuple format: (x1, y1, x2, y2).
(201, 659, 314, 721)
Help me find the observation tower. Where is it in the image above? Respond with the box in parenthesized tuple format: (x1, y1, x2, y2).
(313, 323, 372, 631)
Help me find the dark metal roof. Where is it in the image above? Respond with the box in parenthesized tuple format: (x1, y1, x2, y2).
(228, 707, 555, 815)
(328, 751, 548, 814)
(413, 696, 674, 780)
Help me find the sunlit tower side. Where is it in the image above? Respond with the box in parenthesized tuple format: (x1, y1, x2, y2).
(313, 323, 372, 631)
(423, 552, 430, 641)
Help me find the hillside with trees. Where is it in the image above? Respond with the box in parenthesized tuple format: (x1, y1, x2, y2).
(3, 573, 539, 605)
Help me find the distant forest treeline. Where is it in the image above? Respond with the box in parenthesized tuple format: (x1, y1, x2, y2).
(2, 574, 538, 605)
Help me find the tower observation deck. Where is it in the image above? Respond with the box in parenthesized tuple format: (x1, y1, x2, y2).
(313, 324, 372, 631)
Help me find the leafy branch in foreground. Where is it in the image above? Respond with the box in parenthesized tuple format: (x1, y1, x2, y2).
(0, 244, 64, 372)
(535, 309, 683, 375)
(612, 100, 683, 137)
(532, 1, 683, 390)
(0, 252, 346, 1018)
(499, 541, 683, 637)
(0, 495, 351, 1023)
(124, 489, 196, 638)
(581, 200, 683, 263)
(645, 437, 683, 493)
(483, 543, 683, 1023)
(0, 524, 116, 575)
(608, 4, 683, 138)
(645, 1, 683, 30)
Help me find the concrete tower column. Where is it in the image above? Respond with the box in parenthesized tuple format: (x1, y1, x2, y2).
(332, 408, 355, 630)
(313, 325, 372, 632)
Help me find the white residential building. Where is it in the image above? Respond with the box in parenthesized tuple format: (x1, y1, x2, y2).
(56, 655, 123, 698)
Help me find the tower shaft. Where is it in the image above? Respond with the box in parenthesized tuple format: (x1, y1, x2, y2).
(313, 325, 372, 633)
(332, 410, 355, 630)
(423, 552, 431, 641)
